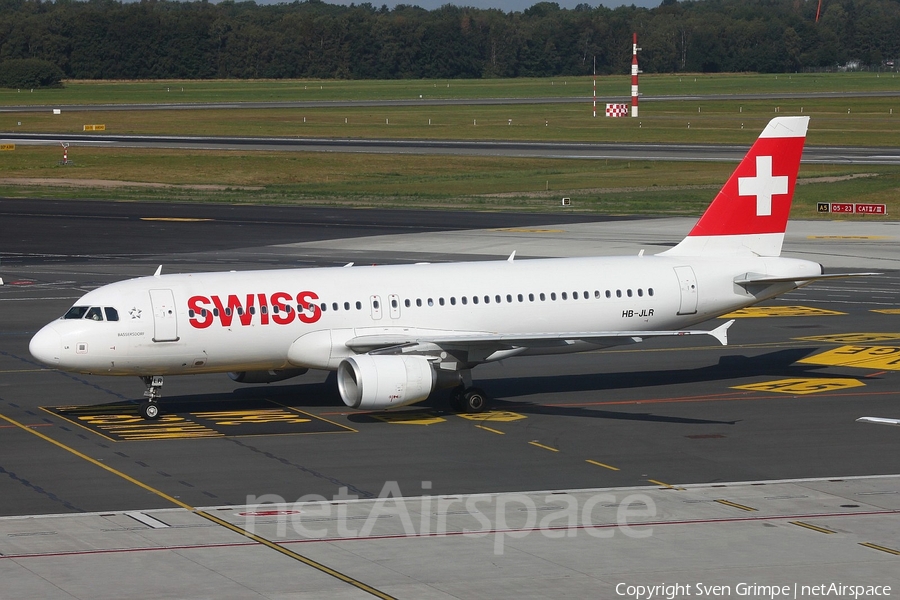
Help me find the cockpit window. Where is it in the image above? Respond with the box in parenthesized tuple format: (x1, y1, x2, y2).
(85, 307, 104, 321)
(104, 307, 119, 322)
(64, 306, 90, 320)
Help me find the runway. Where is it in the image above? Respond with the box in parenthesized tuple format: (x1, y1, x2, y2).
(1, 199, 898, 597)
(3, 90, 900, 112)
(6, 132, 900, 164)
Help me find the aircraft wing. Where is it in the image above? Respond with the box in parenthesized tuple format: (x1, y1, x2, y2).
(345, 320, 734, 353)
(856, 417, 900, 427)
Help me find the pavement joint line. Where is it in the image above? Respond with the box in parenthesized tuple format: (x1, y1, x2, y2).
(0, 410, 396, 600)
(858, 542, 900, 555)
(715, 499, 758, 512)
(790, 520, 836, 534)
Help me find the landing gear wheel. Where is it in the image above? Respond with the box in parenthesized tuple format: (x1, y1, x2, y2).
(449, 387, 466, 413)
(140, 401, 161, 420)
(463, 387, 487, 413)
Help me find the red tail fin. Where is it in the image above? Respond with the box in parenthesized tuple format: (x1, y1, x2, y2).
(662, 116, 808, 257)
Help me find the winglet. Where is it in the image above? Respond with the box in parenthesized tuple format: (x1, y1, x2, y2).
(856, 417, 900, 427)
(508, 251, 516, 262)
(708, 319, 734, 346)
(153, 265, 162, 278)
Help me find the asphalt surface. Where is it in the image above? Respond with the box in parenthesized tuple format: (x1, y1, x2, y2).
(1, 199, 898, 518)
(6, 132, 900, 164)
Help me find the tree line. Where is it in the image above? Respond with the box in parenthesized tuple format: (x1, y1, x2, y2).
(1, 0, 899, 84)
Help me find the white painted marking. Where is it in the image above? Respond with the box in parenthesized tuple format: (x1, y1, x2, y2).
(124, 511, 170, 529)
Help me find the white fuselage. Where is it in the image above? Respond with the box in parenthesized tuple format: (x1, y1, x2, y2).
(30, 253, 821, 377)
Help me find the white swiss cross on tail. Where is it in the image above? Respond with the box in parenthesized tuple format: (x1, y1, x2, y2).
(661, 116, 809, 259)
(738, 155, 788, 217)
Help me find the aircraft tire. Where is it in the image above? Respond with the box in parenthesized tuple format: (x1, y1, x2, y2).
(463, 388, 487, 413)
(140, 401, 161, 420)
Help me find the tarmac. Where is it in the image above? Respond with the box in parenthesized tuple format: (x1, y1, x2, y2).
(1, 200, 898, 599)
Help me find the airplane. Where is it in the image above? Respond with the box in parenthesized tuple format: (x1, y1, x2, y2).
(29, 116, 873, 420)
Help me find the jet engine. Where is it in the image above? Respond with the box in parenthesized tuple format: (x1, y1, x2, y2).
(228, 368, 308, 384)
(337, 354, 436, 410)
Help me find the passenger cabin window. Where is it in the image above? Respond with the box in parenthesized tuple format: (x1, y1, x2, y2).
(64, 306, 90, 320)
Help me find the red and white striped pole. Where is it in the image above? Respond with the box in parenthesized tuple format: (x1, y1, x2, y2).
(631, 33, 640, 118)
(592, 56, 597, 118)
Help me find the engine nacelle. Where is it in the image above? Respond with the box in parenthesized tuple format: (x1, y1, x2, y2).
(337, 355, 436, 410)
(228, 368, 308, 384)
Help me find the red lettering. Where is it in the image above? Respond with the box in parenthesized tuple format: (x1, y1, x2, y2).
(189, 291, 320, 328)
(188, 296, 213, 329)
(297, 291, 321, 324)
(258, 293, 269, 325)
(271, 292, 294, 325)
(211, 294, 254, 327)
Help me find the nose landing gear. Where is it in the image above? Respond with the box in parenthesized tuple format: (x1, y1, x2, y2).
(139, 375, 163, 420)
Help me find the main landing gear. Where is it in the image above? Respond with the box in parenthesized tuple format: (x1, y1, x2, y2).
(449, 386, 488, 414)
(139, 375, 163, 420)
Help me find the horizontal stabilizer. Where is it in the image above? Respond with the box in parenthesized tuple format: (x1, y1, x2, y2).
(734, 272, 881, 285)
(856, 417, 900, 427)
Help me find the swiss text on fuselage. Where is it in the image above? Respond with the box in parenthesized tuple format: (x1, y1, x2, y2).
(188, 292, 321, 328)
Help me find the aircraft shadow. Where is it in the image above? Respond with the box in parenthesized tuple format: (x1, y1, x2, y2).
(64, 347, 832, 427)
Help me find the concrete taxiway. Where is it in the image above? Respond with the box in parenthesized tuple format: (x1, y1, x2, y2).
(1, 199, 898, 598)
(2, 477, 898, 599)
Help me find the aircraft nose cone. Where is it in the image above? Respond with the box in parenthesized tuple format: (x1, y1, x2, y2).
(30, 326, 61, 366)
